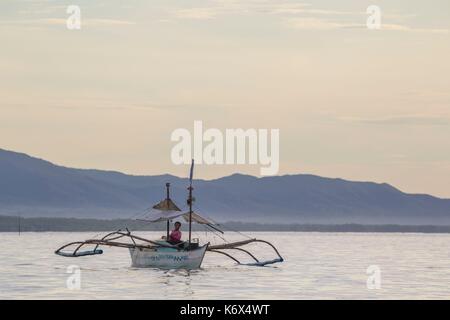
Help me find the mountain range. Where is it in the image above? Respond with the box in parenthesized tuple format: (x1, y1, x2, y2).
(1, 148, 449, 225)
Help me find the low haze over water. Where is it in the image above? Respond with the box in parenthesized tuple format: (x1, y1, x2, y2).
(1, 232, 449, 299)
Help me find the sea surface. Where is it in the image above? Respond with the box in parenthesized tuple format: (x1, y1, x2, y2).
(0, 231, 449, 299)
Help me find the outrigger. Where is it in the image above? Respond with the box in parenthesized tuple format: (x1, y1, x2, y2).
(55, 160, 283, 270)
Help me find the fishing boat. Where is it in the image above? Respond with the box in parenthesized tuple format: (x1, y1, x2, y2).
(55, 161, 283, 270)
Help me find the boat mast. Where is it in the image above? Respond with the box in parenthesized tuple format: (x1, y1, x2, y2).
(165, 183, 170, 240)
(188, 160, 194, 245)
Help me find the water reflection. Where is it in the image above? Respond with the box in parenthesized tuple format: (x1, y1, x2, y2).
(1, 232, 450, 299)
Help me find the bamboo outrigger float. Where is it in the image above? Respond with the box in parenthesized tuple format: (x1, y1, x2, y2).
(55, 161, 283, 270)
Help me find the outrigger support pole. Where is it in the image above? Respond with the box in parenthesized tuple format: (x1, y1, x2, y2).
(207, 239, 284, 266)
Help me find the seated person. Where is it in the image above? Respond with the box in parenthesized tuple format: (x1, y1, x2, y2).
(168, 221, 182, 245)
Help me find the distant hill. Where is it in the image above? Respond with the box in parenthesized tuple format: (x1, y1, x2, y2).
(1, 148, 450, 225)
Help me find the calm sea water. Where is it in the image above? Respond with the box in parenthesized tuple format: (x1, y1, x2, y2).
(0, 231, 449, 299)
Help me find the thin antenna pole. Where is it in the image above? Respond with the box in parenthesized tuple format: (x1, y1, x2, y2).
(188, 185, 193, 244)
(188, 159, 194, 245)
(166, 183, 170, 240)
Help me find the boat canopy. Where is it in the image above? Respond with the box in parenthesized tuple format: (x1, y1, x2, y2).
(137, 181, 224, 234)
(143, 208, 184, 222)
(152, 198, 181, 212)
(143, 183, 184, 222)
(182, 211, 215, 225)
(143, 209, 218, 226)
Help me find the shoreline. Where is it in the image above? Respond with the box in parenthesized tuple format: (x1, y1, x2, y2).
(1, 215, 450, 234)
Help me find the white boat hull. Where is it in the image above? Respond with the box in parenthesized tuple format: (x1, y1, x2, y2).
(128, 244, 208, 270)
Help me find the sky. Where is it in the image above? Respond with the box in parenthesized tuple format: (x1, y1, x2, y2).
(0, 0, 449, 197)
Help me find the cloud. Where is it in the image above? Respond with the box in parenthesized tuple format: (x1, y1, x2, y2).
(173, 8, 218, 20)
(170, 2, 355, 20)
(283, 17, 362, 30)
(283, 16, 449, 33)
(0, 18, 136, 27)
(168, 1, 448, 34)
(82, 19, 137, 26)
(337, 115, 450, 126)
(381, 24, 449, 34)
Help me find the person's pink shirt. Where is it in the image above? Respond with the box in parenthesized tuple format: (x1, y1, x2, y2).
(170, 230, 182, 242)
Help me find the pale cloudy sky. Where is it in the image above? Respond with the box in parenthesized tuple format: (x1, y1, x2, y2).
(0, 0, 449, 197)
